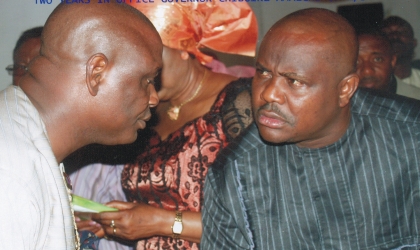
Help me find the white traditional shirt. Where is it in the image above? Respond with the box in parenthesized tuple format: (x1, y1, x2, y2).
(0, 85, 78, 249)
(396, 76, 420, 100)
(398, 68, 420, 89)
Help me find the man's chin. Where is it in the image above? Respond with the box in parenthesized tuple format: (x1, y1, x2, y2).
(124, 132, 139, 144)
(257, 123, 289, 144)
(107, 132, 138, 146)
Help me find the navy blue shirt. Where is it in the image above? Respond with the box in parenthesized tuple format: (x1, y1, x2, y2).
(202, 90, 420, 249)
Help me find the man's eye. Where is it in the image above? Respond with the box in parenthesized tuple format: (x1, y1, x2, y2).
(373, 57, 384, 63)
(289, 79, 304, 87)
(147, 78, 155, 85)
(256, 68, 271, 78)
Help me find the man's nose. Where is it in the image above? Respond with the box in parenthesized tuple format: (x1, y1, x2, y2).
(357, 60, 374, 76)
(260, 76, 287, 105)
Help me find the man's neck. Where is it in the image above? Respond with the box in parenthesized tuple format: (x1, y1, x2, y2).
(21, 80, 87, 164)
(296, 108, 351, 149)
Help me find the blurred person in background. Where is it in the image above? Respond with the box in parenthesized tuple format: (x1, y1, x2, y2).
(381, 16, 420, 88)
(356, 29, 420, 99)
(6, 26, 42, 86)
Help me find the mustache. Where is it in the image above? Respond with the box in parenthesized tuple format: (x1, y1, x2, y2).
(359, 76, 381, 85)
(389, 39, 404, 44)
(258, 103, 293, 122)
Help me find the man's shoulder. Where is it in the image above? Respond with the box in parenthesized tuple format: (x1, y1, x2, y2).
(399, 68, 420, 88)
(412, 67, 420, 75)
(0, 86, 53, 173)
(0, 134, 43, 175)
(351, 88, 420, 124)
(396, 77, 420, 100)
(213, 123, 262, 167)
(0, 85, 37, 119)
(0, 85, 20, 110)
(221, 77, 252, 99)
(411, 68, 420, 88)
(220, 78, 254, 141)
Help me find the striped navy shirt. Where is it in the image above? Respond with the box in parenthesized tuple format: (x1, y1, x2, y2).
(202, 89, 420, 250)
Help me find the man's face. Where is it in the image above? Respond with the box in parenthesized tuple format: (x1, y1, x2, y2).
(252, 30, 347, 148)
(13, 38, 41, 86)
(381, 24, 416, 60)
(99, 42, 162, 145)
(356, 34, 396, 91)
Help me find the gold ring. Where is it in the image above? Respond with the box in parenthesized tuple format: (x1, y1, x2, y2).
(110, 220, 115, 228)
(113, 227, 117, 236)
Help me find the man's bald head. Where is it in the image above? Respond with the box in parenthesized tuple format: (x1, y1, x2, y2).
(20, 2, 163, 162)
(263, 8, 358, 79)
(41, 2, 160, 66)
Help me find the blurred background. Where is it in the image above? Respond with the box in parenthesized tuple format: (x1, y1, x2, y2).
(1, 0, 419, 91)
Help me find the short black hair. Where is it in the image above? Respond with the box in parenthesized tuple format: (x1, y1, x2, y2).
(357, 27, 394, 59)
(357, 27, 391, 44)
(13, 26, 43, 57)
(380, 16, 414, 38)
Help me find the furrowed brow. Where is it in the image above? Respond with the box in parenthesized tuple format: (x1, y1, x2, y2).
(255, 62, 271, 72)
(279, 72, 307, 82)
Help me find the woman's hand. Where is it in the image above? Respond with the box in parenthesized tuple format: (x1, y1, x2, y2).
(91, 201, 202, 243)
(91, 201, 173, 241)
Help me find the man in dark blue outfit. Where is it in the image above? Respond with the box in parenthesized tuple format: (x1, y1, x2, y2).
(202, 8, 420, 250)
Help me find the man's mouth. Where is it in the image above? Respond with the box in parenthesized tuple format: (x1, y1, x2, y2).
(359, 77, 380, 89)
(136, 119, 147, 129)
(136, 112, 151, 129)
(257, 109, 288, 129)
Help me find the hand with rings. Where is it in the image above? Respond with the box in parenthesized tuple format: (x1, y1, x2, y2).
(110, 220, 117, 236)
(91, 200, 174, 241)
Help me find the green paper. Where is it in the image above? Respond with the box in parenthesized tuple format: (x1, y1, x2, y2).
(71, 194, 118, 213)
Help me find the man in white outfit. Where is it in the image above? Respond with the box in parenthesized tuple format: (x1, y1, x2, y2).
(0, 2, 162, 249)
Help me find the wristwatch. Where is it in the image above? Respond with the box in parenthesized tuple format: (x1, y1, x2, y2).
(171, 211, 183, 239)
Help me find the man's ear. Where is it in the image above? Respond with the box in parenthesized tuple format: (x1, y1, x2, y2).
(391, 54, 397, 69)
(86, 53, 108, 96)
(338, 73, 359, 108)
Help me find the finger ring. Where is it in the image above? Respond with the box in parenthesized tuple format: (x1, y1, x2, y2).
(110, 220, 115, 228)
(113, 227, 117, 236)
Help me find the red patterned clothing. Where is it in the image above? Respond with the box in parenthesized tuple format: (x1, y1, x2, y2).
(121, 78, 253, 250)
